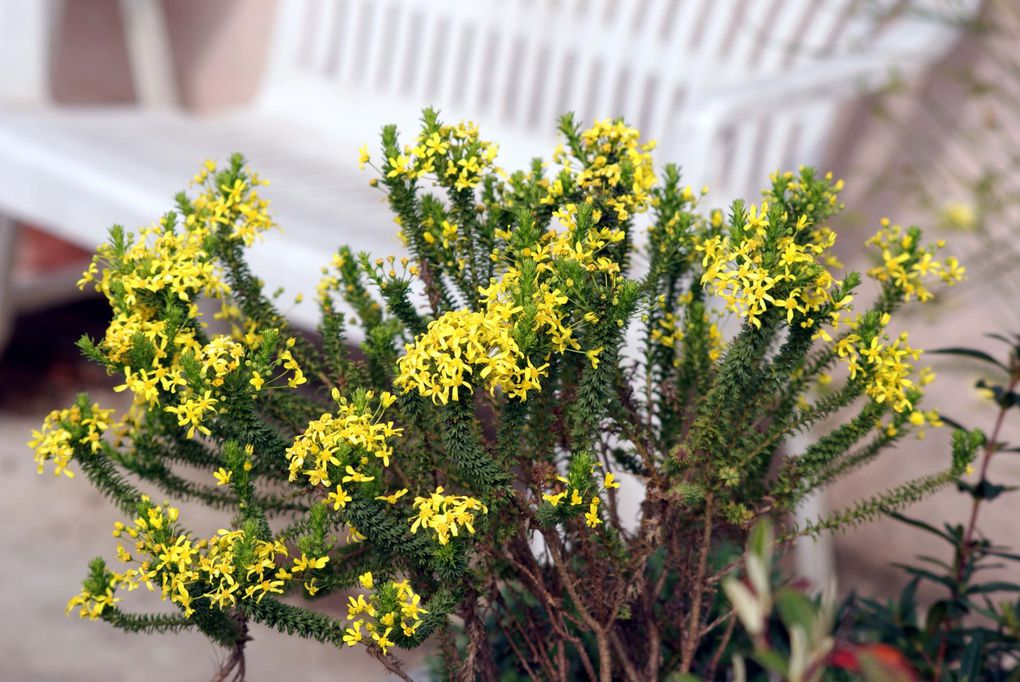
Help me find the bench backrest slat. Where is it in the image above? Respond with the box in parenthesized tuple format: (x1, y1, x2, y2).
(261, 1, 889, 124)
(248, 0, 970, 194)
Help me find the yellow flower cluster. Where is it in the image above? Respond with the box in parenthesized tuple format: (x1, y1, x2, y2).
(199, 336, 246, 385)
(395, 305, 547, 404)
(291, 551, 330, 596)
(104, 503, 292, 617)
(315, 251, 345, 307)
(892, 404, 942, 440)
(277, 342, 308, 389)
(480, 253, 584, 355)
(584, 497, 602, 527)
(112, 331, 303, 438)
(285, 389, 402, 487)
(395, 231, 610, 406)
(698, 202, 842, 329)
(867, 367, 942, 439)
(835, 318, 923, 413)
(394, 119, 649, 405)
(570, 118, 657, 222)
(546, 205, 627, 281)
(865, 219, 964, 302)
(29, 401, 115, 478)
(66, 582, 120, 620)
(379, 120, 499, 191)
(409, 487, 487, 545)
(188, 159, 274, 246)
(78, 160, 302, 440)
(79, 224, 228, 311)
(421, 218, 459, 251)
(542, 467, 620, 528)
(342, 572, 427, 655)
(649, 293, 725, 364)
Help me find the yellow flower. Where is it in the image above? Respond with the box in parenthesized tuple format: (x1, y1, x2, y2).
(386, 154, 412, 178)
(400, 590, 426, 621)
(326, 485, 352, 510)
(358, 572, 373, 589)
(584, 497, 602, 528)
(213, 468, 232, 486)
(371, 627, 395, 655)
(342, 466, 375, 484)
(543, 491, 567, 507)
(343, 620, 364, 646)
(165, 391, 218, 439)
(375, 488, 408, 504)
(347, 593, 376, 620)
(292, 553, 329, 573)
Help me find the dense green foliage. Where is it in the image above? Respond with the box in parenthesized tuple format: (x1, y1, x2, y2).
(30, 110, 974, 681)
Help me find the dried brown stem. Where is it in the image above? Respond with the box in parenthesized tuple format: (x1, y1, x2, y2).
(545, 529, 611, 682)
(610, 630, 643, 682)
(210, 616, 250, 682)
(366, 646, 415, 682)
(707, 612, 738, 680)
(679, 494, 715, 673)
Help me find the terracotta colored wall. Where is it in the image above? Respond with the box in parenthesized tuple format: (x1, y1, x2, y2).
(52, 0, 276, 110)
(52, 0, 136, 104)
(162, 0, 277, 112)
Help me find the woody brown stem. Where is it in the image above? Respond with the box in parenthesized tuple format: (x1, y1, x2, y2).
(679, 494, 714, 673)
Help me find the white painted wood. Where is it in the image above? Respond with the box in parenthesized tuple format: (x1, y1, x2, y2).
(119, 0, 178, 108)
(788, 432, 835, 591)
(0, 0, 62, 104)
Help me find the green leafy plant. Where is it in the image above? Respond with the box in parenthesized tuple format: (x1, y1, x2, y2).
(30, 109, 969, 680)
(723, 520, 922, 682)
(846, 336, 1020, 680)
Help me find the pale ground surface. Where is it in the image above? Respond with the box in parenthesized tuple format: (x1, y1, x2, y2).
(0, 309, 427, 681)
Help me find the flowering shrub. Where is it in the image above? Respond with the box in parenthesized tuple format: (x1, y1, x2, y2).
(31, 109, 975, 681)
(721, 337, 1020, 681)
(847, 337, 1020, 679)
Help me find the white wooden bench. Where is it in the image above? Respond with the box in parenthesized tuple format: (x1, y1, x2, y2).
(0, 0, 977, 340)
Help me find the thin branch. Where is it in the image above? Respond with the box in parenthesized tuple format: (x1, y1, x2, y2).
(679, 494, 714, 673)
